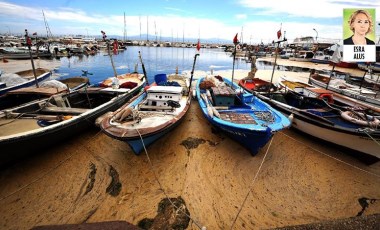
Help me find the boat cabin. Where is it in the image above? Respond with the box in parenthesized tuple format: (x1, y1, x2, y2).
(211, 86, 237, 106)
(144, 86, 182, 109)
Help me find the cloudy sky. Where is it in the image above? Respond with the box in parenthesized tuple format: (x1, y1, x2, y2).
(1, 0, 379, 43)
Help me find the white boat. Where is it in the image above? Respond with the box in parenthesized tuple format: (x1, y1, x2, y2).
(309, 72, 380, 107)
(0, 68, 52, 96)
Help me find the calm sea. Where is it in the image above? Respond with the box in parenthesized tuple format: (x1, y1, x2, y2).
(55, 46, 310, 84)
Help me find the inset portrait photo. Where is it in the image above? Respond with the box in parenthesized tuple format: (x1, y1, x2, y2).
(343, 8, 376, 62)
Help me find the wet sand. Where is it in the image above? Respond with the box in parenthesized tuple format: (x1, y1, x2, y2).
(0, 57, 379, 229)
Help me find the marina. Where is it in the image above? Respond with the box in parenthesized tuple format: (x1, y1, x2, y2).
(0, 45, 379, 229)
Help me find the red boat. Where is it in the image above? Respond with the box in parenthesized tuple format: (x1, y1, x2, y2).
(238, 78, 278, 92)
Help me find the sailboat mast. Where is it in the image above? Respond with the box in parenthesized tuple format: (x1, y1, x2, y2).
(146, 16, 149, 42)
(42, 10, 53, 38)
(139, 15, 142, 41)
(123, 12, 126, 42)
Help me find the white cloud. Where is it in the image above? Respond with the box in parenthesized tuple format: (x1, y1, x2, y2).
(0, 0, 377, 43)
(235, 14, 247, 20)
(238, 0, 380, 20)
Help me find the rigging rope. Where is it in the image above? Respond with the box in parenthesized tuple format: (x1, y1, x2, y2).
(230, 137, 274, 229)
(135, 128, 206, 230)
(362, 128, 380, 146)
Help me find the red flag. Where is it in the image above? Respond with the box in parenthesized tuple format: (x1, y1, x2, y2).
(277, 29, 281, 39)
(26, 37, 32, 46)
(233, 33, 239, 45)
(32, 32, 37, 36)
(196, 39, 200, 51)
(113, 40, 118, 54)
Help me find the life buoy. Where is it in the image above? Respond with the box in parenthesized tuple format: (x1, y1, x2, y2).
(318, 93, 333, 103)
(341, 111, 380, 127)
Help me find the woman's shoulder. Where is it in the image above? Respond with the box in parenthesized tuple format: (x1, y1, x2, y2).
(365, 37, 375, 45)
(343, 36, 354, 45)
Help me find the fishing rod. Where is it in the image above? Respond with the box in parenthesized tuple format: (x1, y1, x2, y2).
(138, 51, 149, 85)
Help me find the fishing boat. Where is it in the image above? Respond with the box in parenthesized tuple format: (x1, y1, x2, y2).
(254, 89, 380, 159)
(0, 76, 90, 111)
(0, 73, 145, 167)
(279, 76, 380, 114)
(309, 72, 380, 107)
(238, 56, 278, 92)
(196, 75, 291, 155)
(238, 78, 277, 92)
(99, 73, 191, 154)
(0, 68, 52, 96)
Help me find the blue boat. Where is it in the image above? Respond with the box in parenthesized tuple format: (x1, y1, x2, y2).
(99, 73, 192, 154)
(196, 76, 291, 155)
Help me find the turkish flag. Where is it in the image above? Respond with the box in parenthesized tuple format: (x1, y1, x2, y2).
(277, 29, 281, 39)
(113, 40, 118, 54)
(196, 39, 200, 51)
(233, 33, 239, 45)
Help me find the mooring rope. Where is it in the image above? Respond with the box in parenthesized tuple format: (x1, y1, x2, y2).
(279, 131, 380, 178)
(230, 136, 274, 230)
(135, 128, 206, 230)
(362, 128, 380, 147)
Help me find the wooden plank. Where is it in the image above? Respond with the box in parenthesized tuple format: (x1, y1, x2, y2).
(41, 106, 89, 114)
(139, 105, 173, 110)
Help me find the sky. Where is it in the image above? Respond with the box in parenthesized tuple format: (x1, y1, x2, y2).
(0, 0, 379, 44)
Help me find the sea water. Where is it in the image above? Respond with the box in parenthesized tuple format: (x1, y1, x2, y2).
(54, 46, 311, 84)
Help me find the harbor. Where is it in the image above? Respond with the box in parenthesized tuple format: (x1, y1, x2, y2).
(0, 47, 379, 229)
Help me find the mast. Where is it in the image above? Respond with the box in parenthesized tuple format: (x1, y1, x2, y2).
(139, 15, 142, 41)
(42, 10, 53, 38)
(155, 21, 157, 43)
(146, 16, 149, 42)
(123, 12, 126, 42)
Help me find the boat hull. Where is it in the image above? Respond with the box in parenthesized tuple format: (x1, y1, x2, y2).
(100, 75, 192, 155)
(256, 93, 380, 159)
(196, 77, 290, 155)
(0, 82, 145, 167)
(0, 71, 52, 96)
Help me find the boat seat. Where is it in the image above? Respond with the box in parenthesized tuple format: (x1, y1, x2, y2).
(41, 106, 89, 114)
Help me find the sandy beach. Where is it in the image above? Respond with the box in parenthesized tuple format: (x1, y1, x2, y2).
(0, 57, 379, 229)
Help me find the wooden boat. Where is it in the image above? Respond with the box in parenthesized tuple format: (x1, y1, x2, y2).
(99, 73, 191, 154)
(279, 76, 380, 114)
(328, 61, 358, 69)
(196, 75, 291, 155)
(254, 90, 380, 159)
(238, 78, 277, 92)
(0, 73, 145, 167)
(309, 72, 380, 107)
(0, 68, 52, 96)
(0, 76, 90, 111)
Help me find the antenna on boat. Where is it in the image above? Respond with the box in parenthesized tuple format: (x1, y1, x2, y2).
(138, 51, 149, 85)
(269, 26, 287, 92)
(231, 33, 239, 87)
(101, 30, 118, 78)
(24, 29, 38, 88)
(188, 39, 201, 92)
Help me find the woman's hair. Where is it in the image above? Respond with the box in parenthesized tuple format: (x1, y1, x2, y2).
(348, 9, 373, 34)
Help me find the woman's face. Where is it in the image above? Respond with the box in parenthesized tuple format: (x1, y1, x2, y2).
(352, 13, 370, 35)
